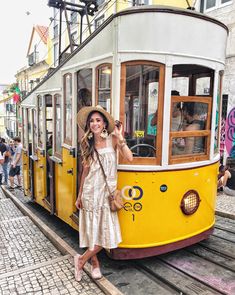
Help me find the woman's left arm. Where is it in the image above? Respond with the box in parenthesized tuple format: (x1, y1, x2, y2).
(112, 124, 133, 162)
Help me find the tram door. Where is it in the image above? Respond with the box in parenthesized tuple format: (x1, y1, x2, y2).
(22, 108, 30, 196)
(55, 73, 77, 226)
(34, 95, 47, 209)
(71, 69, 92, 223)
(43, 95, 54, 212)
(28, 109, 35, 198)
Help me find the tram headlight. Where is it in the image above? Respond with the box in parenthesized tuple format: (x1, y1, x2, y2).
(180, 190, 200, 215)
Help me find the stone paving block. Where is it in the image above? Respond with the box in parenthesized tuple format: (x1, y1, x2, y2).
(216, 192, 235, 217)
(0, 199, 24, 221)
(0, 217, 62, 275)
(0, 258, 104, 295)
(0, 190, 7, 199)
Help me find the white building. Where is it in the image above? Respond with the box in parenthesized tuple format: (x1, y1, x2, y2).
(196, 0, 235, 159)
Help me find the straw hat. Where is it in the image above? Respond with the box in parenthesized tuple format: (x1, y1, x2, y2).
(77, 105, 115, 133)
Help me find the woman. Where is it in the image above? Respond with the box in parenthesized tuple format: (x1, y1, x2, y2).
(74, 105, 133, 281)
(218, 157, 235, 196)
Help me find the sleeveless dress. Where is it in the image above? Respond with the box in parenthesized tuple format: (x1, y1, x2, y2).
(79, 135, 122, 250)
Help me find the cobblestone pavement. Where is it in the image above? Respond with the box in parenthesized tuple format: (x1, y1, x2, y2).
(216, 191, 235, 218)
(0, 190, 105, 295)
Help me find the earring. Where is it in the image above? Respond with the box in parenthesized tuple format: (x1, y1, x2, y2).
(100, 128, 108, 139)
(87, 132, 93, 139)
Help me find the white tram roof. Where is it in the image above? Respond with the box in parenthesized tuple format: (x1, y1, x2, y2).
(21, 5, 228, 107)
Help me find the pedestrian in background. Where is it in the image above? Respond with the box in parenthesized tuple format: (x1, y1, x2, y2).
(1, 138, 10, 184)
(218, 157, 235, 196)
(74, 106, 133, 282)
(0, 151, 4, 185)
(8, 136, 22, 190)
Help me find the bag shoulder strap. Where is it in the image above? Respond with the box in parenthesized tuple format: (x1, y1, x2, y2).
(95, 149, 112, 195)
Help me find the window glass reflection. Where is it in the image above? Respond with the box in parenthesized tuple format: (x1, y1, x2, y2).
(124, 64, 159, 158)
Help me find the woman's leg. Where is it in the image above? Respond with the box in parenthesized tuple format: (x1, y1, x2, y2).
(90, 254, 100, 268)
(78, 245, 102, 270)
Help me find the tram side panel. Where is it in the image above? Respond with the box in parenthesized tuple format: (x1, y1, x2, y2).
(54, 147, 77, 228)
(22, 150, 30, 195)
(117, 162, 218, 250)
(33, 149, 47, 208)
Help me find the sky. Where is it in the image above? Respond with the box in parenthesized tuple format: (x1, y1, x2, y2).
(0, 0, 52, 85)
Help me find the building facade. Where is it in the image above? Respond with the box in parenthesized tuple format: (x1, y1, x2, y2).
(195, 0, 235, 159)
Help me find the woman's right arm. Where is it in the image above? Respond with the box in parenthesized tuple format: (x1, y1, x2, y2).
(75, 165, 89, 209)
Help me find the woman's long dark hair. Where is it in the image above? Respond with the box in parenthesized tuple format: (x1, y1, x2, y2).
(80, 111, 109, 166)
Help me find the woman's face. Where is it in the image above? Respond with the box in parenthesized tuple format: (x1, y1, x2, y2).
(89, 112, 106, 136)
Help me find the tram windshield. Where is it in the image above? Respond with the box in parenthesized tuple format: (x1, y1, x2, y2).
(123, 64, 160, 159)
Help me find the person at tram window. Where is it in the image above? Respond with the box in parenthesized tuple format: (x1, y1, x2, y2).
(218, 157, 235, 196)
(171, 90, 182, 131)
(8, 136, 22, 190)
(74, 105, 133, 282)
(181, 102, 206, 154)
(78, 88, 92, 108)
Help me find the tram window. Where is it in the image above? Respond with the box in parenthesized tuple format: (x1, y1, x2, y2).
(172, 64, 213, 96)
(172, 77, 189, 96)
(63, 73, 73, 145)
(33, 109, 37, 153)
(54, 94, 62, 157)
(22, 109, 27, 149)
(37, 95, 43, 149)
(77, 69, 92, 108)
(195, 77, 211, 95)
(97, 64, 111, 112)
(121, 63, 164, 162)
(170, 100, 211, 162)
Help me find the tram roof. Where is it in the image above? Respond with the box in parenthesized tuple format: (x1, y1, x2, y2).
(21, 5, 228, 105)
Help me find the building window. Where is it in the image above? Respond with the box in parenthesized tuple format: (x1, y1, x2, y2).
(53, 24, 59, 38)
(95, 15, 104, 30)
(202, 0, 232, 11)
(54, 43, 58, 67)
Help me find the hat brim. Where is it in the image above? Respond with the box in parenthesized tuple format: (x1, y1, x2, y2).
(77, 106, 115, 133)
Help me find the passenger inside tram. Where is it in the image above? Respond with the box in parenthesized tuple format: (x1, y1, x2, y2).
(172, 102, 207, 155)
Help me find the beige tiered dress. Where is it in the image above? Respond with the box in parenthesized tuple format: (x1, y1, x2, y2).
(79, 135, 122, 250)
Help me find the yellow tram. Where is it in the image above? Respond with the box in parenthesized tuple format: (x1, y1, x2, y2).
(21, 6, 228, 259)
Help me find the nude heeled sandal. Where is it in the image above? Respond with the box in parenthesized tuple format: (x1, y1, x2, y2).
(74, 254, 83, 282)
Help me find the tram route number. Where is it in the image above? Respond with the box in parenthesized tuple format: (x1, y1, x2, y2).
(122, 186, 144, 221)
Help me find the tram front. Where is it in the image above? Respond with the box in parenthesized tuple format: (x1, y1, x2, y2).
(108, 6, 228, 259)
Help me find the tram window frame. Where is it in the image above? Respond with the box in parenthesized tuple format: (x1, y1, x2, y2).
(53, 93, 62, 159)
(37, 95, 44, 150)
(96, 64, 112, 113)
(63, 73, 73, 146)
(32, 109, 37, 155)
(119, 60, 165, 165)
(169, 96, 212, 164)
(22, 108, 26, 149)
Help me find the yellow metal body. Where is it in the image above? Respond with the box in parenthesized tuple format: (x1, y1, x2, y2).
(117, 162, 218, 248)
(22, 151, 30, 196)
(33, 150, 47, 209)
(54, 148, 77, 228)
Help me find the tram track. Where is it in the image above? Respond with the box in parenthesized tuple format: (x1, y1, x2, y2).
(5, 189, 235, 295)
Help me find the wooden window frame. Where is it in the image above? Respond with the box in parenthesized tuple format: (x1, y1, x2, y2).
(95, 63, 112, 112)
(37, 94, 44, 150)
(63, 73, 73, 146)
(119, 60, 165, 165)
(169, 95, 212, 164)
(54, 93, 62, 159)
